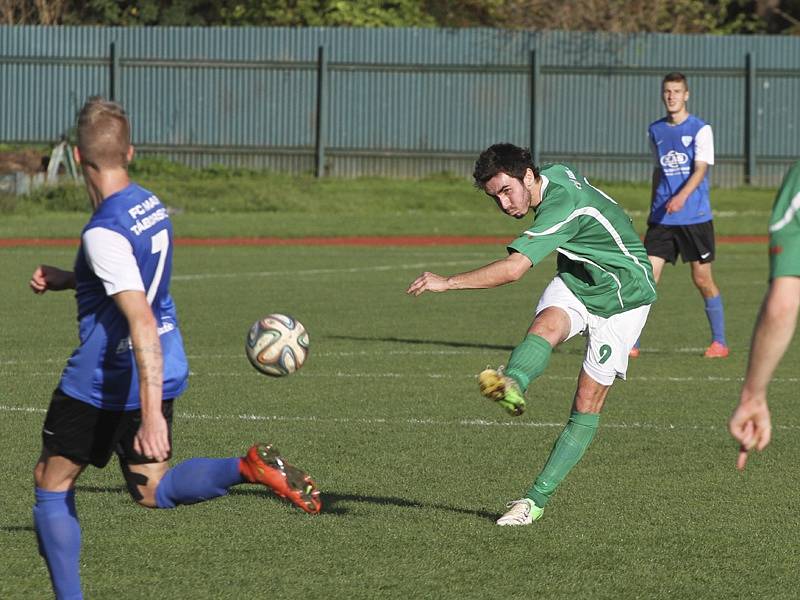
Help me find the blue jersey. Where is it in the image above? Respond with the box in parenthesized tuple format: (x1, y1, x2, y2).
(648, 115, 714, 226)
(59, 183, 189, 410)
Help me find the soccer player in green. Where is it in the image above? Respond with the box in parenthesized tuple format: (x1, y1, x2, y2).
(407, 143, 657, 526)
(730, 160, 800, 470)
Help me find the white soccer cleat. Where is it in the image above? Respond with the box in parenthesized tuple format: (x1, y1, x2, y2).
(496, 498, 543, 526)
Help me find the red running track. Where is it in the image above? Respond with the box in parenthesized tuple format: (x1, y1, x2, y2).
(0, 235, 770, 248)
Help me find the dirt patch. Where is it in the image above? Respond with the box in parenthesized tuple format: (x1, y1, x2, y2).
(0, 150, 48, 175)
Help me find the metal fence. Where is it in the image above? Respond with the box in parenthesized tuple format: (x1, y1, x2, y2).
(1, 27, 798, 186)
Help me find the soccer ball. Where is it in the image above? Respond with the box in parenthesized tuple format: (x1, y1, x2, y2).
(245, 314, 309, 377)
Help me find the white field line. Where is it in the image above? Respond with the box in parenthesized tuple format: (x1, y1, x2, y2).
(2, 403, 798, 432)
(0, 346, 741, 366)
(172, 259, 481, 282)
(6, 366, 800, 386)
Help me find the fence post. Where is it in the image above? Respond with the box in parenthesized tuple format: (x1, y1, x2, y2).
(110, 41, 119, 101)
(745, 52, 756, 185)
(529, 49, 541, 166)
(315, 45, 327, 178)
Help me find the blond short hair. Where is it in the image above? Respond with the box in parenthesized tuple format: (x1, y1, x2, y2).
(76, 97, 131, 169)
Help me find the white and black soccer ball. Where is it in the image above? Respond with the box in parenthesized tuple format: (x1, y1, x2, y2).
(245, 314, 309, 377)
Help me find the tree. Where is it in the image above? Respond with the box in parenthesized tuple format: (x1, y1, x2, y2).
(492, 0, 763, 34)
(219, 0, 435, 27)
(1, 0, 797, 33)
(1, 0, 67, 24)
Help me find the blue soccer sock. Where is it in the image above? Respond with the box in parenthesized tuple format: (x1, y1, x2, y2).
(704, 295, 727, 345)
(33, 488, 83, 600)
(155, 457, 245, 509)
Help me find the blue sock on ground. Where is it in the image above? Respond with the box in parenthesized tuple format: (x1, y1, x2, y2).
(704, 295, 727, 345)
(155, 457, 244, 509)
(33, 488, 83, 600)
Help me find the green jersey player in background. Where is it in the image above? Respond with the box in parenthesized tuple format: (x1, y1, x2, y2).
(729, 161, 800, 470)
(407, 143, 657, 526)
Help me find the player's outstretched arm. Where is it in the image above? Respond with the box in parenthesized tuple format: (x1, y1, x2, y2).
(730, 276, 800, 469)
(29, 265, 76, 294)
(406, 252, 532, 297)
(113, 289, 170, 462)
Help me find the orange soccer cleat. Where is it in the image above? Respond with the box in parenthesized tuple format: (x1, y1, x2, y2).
(240, 443, 322, 514)
(703, 341, 730, 359)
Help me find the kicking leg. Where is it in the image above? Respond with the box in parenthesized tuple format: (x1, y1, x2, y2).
(122, 457, 242, 509)
(124, 449, 321, 514)
(479, 305, 572, 416)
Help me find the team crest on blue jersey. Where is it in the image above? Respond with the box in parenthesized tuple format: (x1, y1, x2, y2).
(681, 135, 693, 147)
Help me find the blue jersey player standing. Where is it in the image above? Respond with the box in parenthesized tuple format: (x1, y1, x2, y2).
(634, 72, 728, 359)
(31, 97, 321, 600)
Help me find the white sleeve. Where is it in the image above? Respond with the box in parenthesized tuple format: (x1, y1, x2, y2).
(82, 228, 145, 296)
(695, 125, 715, 165)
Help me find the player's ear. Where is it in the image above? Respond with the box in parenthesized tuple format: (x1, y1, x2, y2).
(523, 168, 535, 188)
(126, 145, 135, 164)
(73, 146, 82, 165)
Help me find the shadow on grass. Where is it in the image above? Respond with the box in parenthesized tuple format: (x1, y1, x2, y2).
(1, 525, 35, 532)
(23, 484, 497, 523)
(230, 487, 497, 522)
(327, 334, 585, 356)
(328, 334, 513, 353)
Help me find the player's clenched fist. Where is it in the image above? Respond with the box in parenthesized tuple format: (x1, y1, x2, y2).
(406, 271, 450, 296)
(29, 265, 75, 294)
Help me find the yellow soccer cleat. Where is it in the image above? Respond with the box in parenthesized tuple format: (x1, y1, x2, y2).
(478, 366, 526, 416)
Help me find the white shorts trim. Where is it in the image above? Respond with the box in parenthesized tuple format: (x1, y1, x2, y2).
(535, 277, 651, 386)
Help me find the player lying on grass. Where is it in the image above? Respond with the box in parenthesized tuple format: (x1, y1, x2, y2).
(730, 160, 800, 470)
(407, 143, 656, 526)
(31, 97, 320, 600)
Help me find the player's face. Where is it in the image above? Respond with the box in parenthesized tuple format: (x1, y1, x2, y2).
(662, 81, 689, 116)
(483, 172, 532, 219)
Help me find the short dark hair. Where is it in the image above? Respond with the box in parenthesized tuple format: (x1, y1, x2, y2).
(662, 72, 688, 89)
(472, 143, 539, 190)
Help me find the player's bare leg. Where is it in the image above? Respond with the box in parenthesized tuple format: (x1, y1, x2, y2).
(35, 450, 85, 492)
(691, 261, 728, 357)
(497, 370, 610, 526)
(648, 255, 667, 284)
(479, 307, 570, 415)
(629, 255, 666, 358)
(121, 460, 170, 507)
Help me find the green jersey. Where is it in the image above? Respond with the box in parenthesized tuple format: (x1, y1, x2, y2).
(509, 163, 657, 318)
(768, 161, 800, 279)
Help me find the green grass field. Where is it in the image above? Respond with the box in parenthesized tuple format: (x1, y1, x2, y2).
(1, 176, 799, 599)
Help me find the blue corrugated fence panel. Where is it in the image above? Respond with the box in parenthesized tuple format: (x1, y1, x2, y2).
(0, 26, 798, 185)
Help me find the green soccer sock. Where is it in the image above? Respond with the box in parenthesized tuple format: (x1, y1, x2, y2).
(526, 410, 600, 508)
(504, 334, 553, 393)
